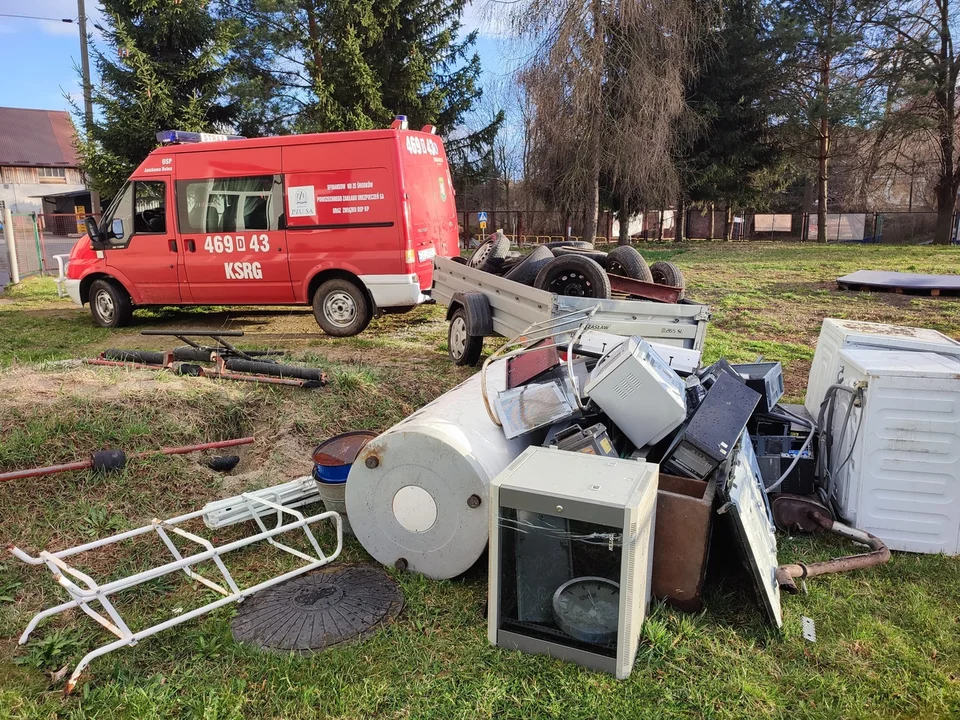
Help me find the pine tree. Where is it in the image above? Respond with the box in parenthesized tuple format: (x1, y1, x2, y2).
(76, 0, 236, 200)
(221, 0, 500, 185)
(680, 0, 793, 215)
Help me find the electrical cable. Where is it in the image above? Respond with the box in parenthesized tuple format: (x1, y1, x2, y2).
(763, 415, 815, 493)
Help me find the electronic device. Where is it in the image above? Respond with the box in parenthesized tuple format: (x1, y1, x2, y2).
(732, 362, 784, 413)
(753, 434, 816, 495)
(721, 431, 782, 627)
(662, 373, 761, 480)
(488, 447, 658, 679)
(583, 336, 687, 449)
(574, 331, 701, 375)
(828, 349, 960, 554)
(544, 423, 618, 457)
(804, 318, 960, 417)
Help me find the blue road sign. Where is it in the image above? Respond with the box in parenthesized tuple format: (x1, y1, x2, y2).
(477, 211, 488, 223)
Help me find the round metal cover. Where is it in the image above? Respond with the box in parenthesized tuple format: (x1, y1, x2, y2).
(231, 564, 403, 653)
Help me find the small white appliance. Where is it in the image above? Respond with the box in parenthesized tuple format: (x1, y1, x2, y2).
(488, 446, 659, 679)
(583, 336, 687, 448)
(575, 331, 702, 374)
(805, 318, 960, 417)
(829, 349, 960, 554)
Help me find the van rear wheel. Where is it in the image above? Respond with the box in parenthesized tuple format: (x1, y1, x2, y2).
(89, 279, 133, 328)
(313, 279, 372, 337)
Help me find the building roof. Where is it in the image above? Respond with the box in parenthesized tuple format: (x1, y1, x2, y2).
(0, 107, 79, 167)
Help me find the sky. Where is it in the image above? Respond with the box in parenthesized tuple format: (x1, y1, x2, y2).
(0, 1, 521, 117)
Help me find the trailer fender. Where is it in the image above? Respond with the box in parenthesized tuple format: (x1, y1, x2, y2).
(446, 292, 494, 336)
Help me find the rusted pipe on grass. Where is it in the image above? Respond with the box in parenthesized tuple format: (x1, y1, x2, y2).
(776, 510, 891, 594)
(0, 437, 255, 483)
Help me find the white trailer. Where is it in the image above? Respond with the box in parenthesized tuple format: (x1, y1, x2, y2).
(432, 256, 711, 365)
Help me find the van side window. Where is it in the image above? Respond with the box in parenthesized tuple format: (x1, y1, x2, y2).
(176, 176, 280, 234)
(134, 181, 167, 234)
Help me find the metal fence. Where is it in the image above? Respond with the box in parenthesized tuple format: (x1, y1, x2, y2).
(1, 212, 94, 286)
(461, 209, 958, 245)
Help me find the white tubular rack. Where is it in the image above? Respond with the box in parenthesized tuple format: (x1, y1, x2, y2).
(202, 476, 320, 529)
(8, 491, 342, 693)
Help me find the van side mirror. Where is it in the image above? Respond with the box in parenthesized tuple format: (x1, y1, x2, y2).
(85, 216, 103, 245)
(111, 218, 125, 240)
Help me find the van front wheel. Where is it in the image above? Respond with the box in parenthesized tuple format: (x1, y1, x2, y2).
(89, 279, 133, 328)
(313, 279, 372, 337)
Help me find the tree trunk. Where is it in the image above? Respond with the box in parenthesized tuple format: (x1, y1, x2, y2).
(708, 203, 715, 240)
(724, 205, 733, 241)
(934, 183, 956, 245)
(676, 196, 686, 242)
(816, 37, 832, 243)
(932, 0, 957, 244)
(618, 196, 631, 245)
(583, 0, 604, 245)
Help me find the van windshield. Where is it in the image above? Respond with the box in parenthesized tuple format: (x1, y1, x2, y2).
(98, 181, 130, 231)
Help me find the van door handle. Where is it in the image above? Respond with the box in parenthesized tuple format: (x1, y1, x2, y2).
(186, 239, 196, 252)
(169, 239, 177, 252)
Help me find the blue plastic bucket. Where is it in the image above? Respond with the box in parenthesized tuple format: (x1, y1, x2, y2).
(312, 431, 377, 484)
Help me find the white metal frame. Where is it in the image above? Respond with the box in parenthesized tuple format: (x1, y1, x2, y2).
(9, 492, 342, 693)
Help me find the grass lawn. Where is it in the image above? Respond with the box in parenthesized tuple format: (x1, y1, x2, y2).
(0, 242, 958, 719)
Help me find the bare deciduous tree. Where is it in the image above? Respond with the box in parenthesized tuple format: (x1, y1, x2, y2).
(511, 0, 705, 243)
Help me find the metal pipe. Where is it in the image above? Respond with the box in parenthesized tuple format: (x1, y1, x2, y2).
(776, 512, 891, 594)
(0, 437, 254, 483)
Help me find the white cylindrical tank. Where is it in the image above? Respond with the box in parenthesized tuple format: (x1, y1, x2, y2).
(346, 361, 534, 579)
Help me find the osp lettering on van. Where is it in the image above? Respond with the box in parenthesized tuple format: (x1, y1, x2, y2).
(224, 261, 263, 280)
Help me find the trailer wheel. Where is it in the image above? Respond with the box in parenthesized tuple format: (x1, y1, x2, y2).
(89, 279, 133, 328)
(534, 255, 611, 299)
(606, 245, 653, 282)
(313, 279, 372, 336)
(650, 261, 686, 298)
(448, 308, 483, 366)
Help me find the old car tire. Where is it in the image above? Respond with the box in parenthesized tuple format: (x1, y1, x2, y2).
(467, 232, 511, 273)
(533, 255, 611, 299)
(545, 240, 593, 250)
(448, 308, 483, 366)
(504, 245, 555, 286)
(313, 279, 372, 336)
(650, 261, 686, 298)
(89, 279, 133, 328)
(552, 245, 609, 266)
(606, 245, 654, 283)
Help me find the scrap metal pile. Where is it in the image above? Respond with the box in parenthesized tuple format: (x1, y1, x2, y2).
(460, 230, 686, 303)
(85, 329, 328, 388)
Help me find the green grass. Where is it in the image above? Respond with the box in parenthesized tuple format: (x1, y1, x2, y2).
(1, 244, 960, 719)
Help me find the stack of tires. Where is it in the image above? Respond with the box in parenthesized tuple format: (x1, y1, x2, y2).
(463, 231, 685, 301)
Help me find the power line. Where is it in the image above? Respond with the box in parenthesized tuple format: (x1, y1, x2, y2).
(0, 13, 74, 23)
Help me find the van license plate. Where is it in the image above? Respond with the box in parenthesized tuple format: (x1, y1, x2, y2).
(417, 247, 436, 262)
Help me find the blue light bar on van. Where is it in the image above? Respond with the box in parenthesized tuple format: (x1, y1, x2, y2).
(156, 130, 246, 144)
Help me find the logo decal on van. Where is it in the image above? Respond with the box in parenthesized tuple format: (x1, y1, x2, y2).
(224, 262, 263, 280)
(438, 177, 447, 201)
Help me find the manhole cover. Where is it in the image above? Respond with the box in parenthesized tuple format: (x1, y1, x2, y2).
(231, 564, 403, 652)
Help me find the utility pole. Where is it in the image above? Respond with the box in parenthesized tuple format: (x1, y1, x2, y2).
(77, 0, 101, 213)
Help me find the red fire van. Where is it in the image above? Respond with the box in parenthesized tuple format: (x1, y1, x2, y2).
(65, 119, 460, 336)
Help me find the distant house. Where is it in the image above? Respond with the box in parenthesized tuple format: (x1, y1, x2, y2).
(0, 107, 90, 223)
